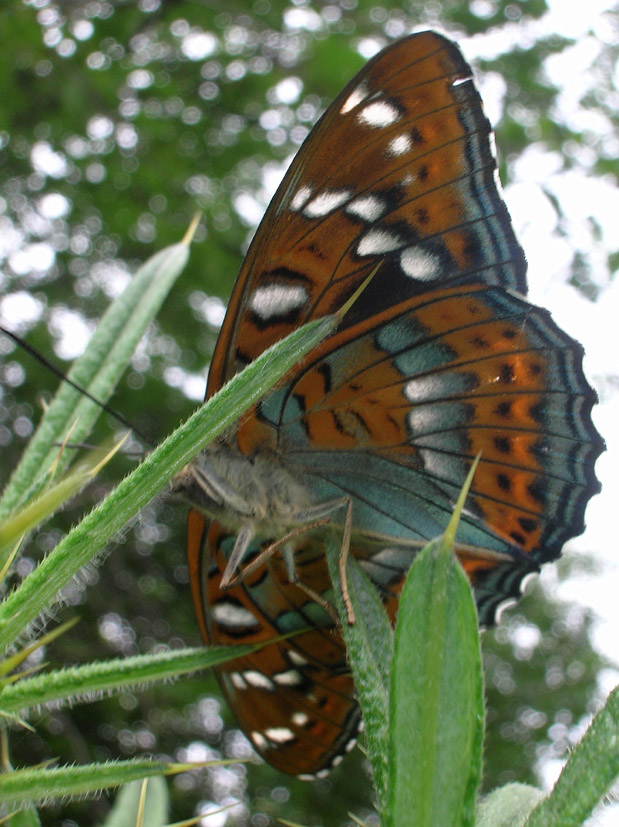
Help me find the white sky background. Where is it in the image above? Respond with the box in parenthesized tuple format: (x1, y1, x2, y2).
(463, 3, 619, 678)
(1, 0, 617, 815)
(461, 3, 619, 813)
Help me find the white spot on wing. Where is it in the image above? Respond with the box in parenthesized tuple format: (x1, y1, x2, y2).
(340, 81, 369, 114)
(243, 670, 275, 690)
(493, 165, 504, 195)
(249, 284, 308, 321)
(400, 248, 439, 280)
(405, 375, 450, 403)
(290, 185, 312, 211)
(346, 194, 386, 222)
(418, 446, 457, 479)
(292, 711, 309, 726)
(495, 597, 519, 624)
(520, 572, 538, 593)
(304, 189, 351, 218)
(251, 731, 268, 749)
(332, 755, 344, 766)
(273, 669, 303, 686)
(387, 133, 412, 156)
(213, 602, 260, 628)
(230, 672, 247, 690)
(289, 651, 309, 666)
(405, 372, 472, 402)
(407, 408, 435, 436)
(357, 228, 402, 256)
(358, 100, 400, 128)
(265, 726, 296, 744)
(345, 737, 358, 752)
(369, 547, 403, 566)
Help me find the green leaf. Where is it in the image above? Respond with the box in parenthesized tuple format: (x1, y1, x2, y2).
(0, 759, 173, 807)
(524, 684, 619, 826)
(387, 462, 484, 827)
(0, 438, 125, 562)
(0, 805, 42, 827)
(325, 539, 393, 811)
(0, 645, 256, 716)
(101, 777, 169, 827)
(0, 618, 78, 679)
(0, 310, 337, 652)
(477, 783, 544, 826)
(0, 229, 195, 525)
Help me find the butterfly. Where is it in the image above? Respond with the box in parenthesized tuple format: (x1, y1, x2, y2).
(178, 31, 603, 778)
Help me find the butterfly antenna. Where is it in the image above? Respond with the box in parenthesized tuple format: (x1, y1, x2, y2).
(0, 324, 154, 447)
(336, 263, 382, 322)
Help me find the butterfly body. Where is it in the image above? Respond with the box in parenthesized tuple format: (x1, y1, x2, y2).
(180, 31, 603, 777)
(181, 438, 313, 535)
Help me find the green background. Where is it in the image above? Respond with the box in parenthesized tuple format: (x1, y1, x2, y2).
(0, 0, 615, 824)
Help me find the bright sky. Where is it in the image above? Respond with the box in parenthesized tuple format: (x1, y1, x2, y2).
(464, 4, 619, 811)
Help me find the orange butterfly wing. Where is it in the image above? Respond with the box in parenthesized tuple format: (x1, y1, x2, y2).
(185, 31, 602, 777)
(206, 31, 525, 396)
(188, 512, 362, 776)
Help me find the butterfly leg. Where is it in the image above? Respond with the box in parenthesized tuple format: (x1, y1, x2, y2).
(224, 517, 333, 587)
(289, 497, 355, 624)
(179, 463, 254, 516)
(220, 524, 254, 589)
(222, 520, 344, 626)
(290, 573, 340, 626)
(224, 496, 357, 623)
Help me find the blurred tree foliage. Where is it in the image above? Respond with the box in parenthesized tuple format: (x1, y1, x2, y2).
(0, 0, 615, 824)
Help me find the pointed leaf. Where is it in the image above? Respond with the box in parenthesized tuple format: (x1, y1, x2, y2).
(0, 232, 195, 523)
(387, 532, 484, 826)
(102, 778, 168, 827)
(0, 645, 258, 716)
(477, 783, 544, 827)
(325, 539, 393, 811)
(525, 684, 619, 826)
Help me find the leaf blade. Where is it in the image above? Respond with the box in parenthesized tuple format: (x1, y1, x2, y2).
(387, 535, 484, 825)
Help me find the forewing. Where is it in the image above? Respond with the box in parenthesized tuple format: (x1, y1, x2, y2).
(207, 31, 526, 394)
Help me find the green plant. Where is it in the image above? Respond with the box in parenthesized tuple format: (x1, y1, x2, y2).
(324, 471, 618, 826)
(0, 229, 615, 824)
(0, 227, 337, 822)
